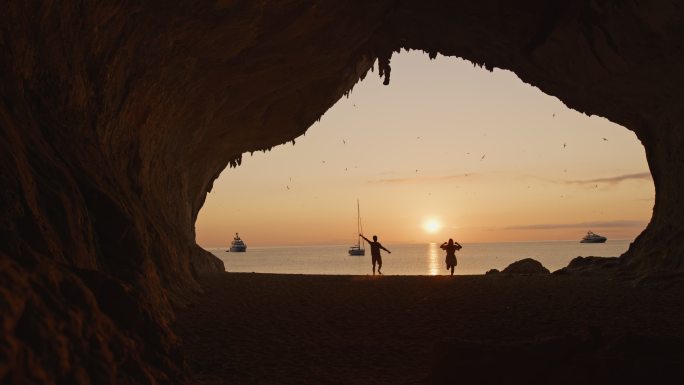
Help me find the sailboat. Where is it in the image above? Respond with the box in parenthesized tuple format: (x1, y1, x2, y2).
(348, 200, 365, 256)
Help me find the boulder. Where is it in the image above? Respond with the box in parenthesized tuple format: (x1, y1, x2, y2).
(502, 258, 550, 275)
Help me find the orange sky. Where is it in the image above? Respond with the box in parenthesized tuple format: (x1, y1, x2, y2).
(195, 52, 654, 247)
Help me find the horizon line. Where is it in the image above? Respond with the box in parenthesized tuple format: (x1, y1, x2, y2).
(201, 238, 635, 249)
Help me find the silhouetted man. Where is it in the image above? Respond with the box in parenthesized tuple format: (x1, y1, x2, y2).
(360, 234, 391, 275)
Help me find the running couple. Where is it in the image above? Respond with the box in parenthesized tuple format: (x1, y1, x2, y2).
(361, 234, 462, 276)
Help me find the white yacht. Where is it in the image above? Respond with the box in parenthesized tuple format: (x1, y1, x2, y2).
(229, 233, 247, 252)
(580, 230, 607, 243)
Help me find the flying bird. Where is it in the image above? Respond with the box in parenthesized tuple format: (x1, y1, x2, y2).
(481, 154, 486, 161)
(553, 113, 556, 118)
(286, 185, 290, 190)
(563, 143, 566, 148)
(602, 137, 608, 141)
(342, 140, 346, 144)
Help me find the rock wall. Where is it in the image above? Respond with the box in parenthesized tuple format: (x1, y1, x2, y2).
(1, 0, 683, 383)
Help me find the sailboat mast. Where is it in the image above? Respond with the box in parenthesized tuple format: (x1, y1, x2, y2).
(357, 199, 364, 247)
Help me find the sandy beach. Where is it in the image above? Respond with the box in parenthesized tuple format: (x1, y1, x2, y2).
(175, 273, 684, 385)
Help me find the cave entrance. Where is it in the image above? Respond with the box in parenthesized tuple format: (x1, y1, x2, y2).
(195, 51, 654, 274)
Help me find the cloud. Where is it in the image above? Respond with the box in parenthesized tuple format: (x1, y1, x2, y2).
(368, 174, 475, 184)
(368, 171, 652, 186)
(561, 172, 651, 186)
(504, 220, 647, 231)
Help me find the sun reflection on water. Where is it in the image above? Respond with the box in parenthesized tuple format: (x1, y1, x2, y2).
(428, 242, 440, 275)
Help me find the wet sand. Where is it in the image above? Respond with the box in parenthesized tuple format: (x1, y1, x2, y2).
(175, 273, 684, 384)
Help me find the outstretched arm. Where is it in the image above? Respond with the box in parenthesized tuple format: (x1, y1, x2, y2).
(360, 234, 370, 243)
(380, 244, 391, 254)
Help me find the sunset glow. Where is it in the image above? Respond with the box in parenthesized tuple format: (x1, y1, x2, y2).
(195, 52, 654, 247)
(423, 219, 442, 234)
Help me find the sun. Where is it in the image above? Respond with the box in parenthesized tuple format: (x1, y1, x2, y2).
(423, 219, 442, 234)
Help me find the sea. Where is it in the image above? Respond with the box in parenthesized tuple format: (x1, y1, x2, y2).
(208, 240, 632, 275)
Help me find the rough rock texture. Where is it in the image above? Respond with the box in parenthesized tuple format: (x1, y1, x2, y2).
(554, 256, 621, 275)
(2, 1, 684, 383)
(501, 259, 551, 275)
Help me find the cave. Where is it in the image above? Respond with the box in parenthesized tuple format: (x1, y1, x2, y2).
(2, 1, 684, 384)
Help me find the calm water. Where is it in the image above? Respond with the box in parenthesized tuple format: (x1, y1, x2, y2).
(209, 240, 631, 275)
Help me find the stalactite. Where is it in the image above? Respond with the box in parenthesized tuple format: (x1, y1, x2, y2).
(377, 51, 392, 85)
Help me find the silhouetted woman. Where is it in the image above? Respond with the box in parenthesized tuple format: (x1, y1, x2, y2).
(440, 238, 462, 276)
